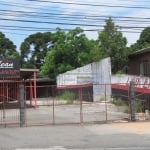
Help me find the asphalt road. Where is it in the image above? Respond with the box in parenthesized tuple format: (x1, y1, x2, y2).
(15, 147, 150, 150)
(0, 122, 150, 150)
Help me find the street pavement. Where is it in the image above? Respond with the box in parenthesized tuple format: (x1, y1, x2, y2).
(15, 146, 150, 150)
(0, 122, 150, 150)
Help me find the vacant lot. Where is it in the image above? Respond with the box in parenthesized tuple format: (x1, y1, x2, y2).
(25, 101, 129, 126)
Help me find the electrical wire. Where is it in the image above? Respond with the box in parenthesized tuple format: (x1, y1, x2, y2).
(26, 0, 150, 9)
(0, 0, 149, 45)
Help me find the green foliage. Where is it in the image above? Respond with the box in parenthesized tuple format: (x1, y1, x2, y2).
(40, 27, 94, 78)
(135, 100, 143, 113)
(116, 70, 125, 77)
(97, 17, 128, 73)
(124, 106, 130, 114)
(0, 32, 19, 59)
(21, 18, 150, 76)
(111, 98, 143, 113)
(20, 32, 54, 69)
(111, 98, 127, 106)
(57, 91, 75, 104)
(111, 97, 130, 114)
(124, 100, 143, 114)
(130, 27, 150, 51)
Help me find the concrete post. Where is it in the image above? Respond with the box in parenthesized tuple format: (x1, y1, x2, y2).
(19, 84, 25, 127)
(130, 81, 136, 121)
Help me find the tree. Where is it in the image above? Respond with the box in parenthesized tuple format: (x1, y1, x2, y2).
(97, 17, 128, 73)
(40, 27, 94, 78)
(131, 27, 150, 51)
(20, 32, 54, 69)
(0, 32, 19, 59)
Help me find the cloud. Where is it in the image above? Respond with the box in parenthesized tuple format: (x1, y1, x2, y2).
(0, 0, 149, 48)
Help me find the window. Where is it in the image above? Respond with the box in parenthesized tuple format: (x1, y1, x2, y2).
(140, 60, 150, 76)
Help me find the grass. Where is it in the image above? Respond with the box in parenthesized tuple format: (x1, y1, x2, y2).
(111, 97, 127, 106)
(111, 97, 130, 113)
(57, 91, 75, 104)
(135, 100, 143, 113)
(111, 97, 145, 114)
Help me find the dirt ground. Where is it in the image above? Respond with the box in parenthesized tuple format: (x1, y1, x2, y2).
(85, 121, 150, 136)
(111, 121, 150, 134)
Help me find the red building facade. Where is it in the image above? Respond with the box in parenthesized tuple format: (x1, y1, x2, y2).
(0, 68, 39, 107)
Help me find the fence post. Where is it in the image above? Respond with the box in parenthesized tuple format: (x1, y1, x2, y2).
(130, 81, 136, 121)
(19, 84, 25, 127)
(52, 85, 56, 125)
(52, 97, 55, 125)
(79, 88, 83, 124)
(105, 84, 107, 122)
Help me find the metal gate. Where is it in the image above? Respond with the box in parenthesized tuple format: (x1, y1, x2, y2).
(25, 84, 130, 126)
(0, 79, 20, 127)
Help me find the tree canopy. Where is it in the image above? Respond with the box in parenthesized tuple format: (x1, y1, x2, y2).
(131, 27, 150, 51)
(1, 17, 149, 78)
(0, 32, 19, 59)
(20, 32, 54, 69)
(97, 17, 128, 73)
(40, 27, 95, 77)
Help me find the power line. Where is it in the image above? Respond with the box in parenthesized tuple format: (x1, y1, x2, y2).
(0, 9, 150, 22)
(0, 0, 149, 45)
(1, 14, 150, 27)
(0, 0, 150, 16)
(0, 17, 148, 29)
(0, 26, 141, 33)
(0, 7, 149, 26)
(0, 1, 149, 20)
(26, 0, 150, 9)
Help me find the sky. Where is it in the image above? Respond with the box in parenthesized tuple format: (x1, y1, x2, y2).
(0, 0, 150, 51)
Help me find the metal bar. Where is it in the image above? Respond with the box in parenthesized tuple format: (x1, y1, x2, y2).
(33, 71, 37, 107)
(105, 84, 108, 122)
(52, 96, 55, 125)
(19, 84, 25, 127)
(130, 81, 136, 121)
(30, 80, 33, 106)
(80, 88, 83, 124)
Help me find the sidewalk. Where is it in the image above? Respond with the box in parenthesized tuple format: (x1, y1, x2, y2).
(84, 121, 150, 135)
(111, 121, 150, 134)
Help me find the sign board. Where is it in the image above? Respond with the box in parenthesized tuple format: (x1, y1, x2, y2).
(0, 59, 20, 78)
(111, 74, 150, 94)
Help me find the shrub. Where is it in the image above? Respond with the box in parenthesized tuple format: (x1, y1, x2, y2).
(135, 100, 143, 113)
(57, 91, 75, 104)
(111, 98, 127, 106)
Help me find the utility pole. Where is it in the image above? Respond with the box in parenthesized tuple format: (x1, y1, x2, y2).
(130, 81, 136, 121)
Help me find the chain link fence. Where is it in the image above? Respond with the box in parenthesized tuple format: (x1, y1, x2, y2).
(0, 82, 149, 127)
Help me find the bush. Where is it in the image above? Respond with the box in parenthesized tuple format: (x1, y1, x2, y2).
(111, 98, 127, 106)
(124, 99, 143, 114)
(57, 91, 75, 104)
(124, 106, 130, 114)
(135, 100, 143, 113)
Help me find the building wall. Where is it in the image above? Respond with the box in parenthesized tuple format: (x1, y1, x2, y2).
(57, 57, 111, 101)
(92, 57, 111, 101)
(128, 52, 150, 76)
(128, 56, 140, 75)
